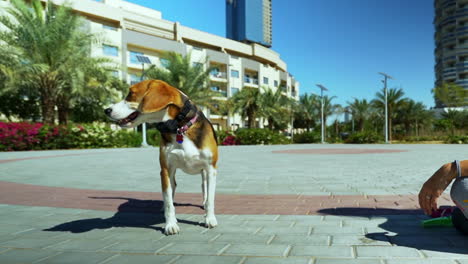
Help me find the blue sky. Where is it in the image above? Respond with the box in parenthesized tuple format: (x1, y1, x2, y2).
(128, 0, 435, 109)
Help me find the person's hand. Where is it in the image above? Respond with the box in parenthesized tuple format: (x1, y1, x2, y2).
(418, 163, 455, 215)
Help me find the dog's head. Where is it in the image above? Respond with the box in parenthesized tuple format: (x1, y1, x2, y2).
(104, 80, 183, 128)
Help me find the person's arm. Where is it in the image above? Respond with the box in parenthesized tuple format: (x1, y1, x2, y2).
(418, 160, 468, 215)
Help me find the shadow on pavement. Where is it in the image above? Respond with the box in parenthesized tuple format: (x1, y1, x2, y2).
(43, 197, 204, 234)
(318, 207, 468, 255)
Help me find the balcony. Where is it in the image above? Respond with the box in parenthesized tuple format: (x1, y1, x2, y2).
(244, 77, 259, 88)
(211, 86, 228, 98)
(210, 71, 227, 79)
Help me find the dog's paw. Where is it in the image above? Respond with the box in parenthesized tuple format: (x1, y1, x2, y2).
(205, 215, 218, 228)
(164, 222, 180, 235)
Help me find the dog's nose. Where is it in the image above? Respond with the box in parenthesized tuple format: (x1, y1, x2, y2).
(104, 108, 112, 116)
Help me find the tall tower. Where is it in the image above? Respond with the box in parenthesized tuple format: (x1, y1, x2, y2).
(434, 0, 468, 107)
(226, 0, 272, 47)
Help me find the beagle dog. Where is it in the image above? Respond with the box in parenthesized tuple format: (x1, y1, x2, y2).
(105, 80, 218, 235)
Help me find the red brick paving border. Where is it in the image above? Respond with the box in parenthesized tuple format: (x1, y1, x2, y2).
(272, 149, 408, 154)
(0, 181, 453, 216)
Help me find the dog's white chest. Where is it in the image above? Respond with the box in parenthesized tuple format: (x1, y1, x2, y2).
(163, 136, 211, 174)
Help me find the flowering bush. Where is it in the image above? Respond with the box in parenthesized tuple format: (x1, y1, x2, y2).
(222, 135, 239, 145)
(0, 122, 43, 151)
(0, 122, 143, 151)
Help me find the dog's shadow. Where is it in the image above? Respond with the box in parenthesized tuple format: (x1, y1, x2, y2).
(318, 207, 468, 255)
(44, 197, 204, 234)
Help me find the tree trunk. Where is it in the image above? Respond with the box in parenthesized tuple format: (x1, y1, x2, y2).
(40, 96, 55, 125)
(57, 95, 70, 125)
(268, 118, 274, 130)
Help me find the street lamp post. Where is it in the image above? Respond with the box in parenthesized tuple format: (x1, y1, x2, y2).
(316, 84, 328, 144)
(378, 72, 394, 144)
(137, 55, 152, 147)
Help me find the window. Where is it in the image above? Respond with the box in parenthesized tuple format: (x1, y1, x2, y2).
(263, 77, 269, 85)
(231, 87, 239, 96)
(129, 51, 143, 64)
(160, 58, 170, 68)
(103, 45, 118, 56)
(231, 56, 239, 59)
(231, 70, 239, 78)
(103, 24, 117, 31)
(274, 80, 278, 87)
(111, 70, 119, 78)
(193, 46, 203, 51)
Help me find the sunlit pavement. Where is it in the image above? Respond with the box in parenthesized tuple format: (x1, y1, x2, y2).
(0, 144, 466, 263)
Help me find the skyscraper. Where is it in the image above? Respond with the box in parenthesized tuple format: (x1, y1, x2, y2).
(226, 0, 272, 47)
(434, 0, 468, 107)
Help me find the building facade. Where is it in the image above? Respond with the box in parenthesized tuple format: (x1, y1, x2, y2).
(1, 0, 298, 130)
(434, 0, 468, 107)
(226, 0, 272, 47)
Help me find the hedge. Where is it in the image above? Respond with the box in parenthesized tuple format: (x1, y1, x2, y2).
(0, 122, 149, 151)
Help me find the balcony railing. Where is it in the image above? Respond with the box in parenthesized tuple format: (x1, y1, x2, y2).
(210, 72, 227, 79)
(244, 77, 259, 85)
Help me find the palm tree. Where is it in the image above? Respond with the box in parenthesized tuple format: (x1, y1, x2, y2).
(229, 87, 262, 128)
(432, 82, 467, 107)
(372, 87, 406, 141)
(0, 0, 114, 124)
(396, 99, 428, 136)
(297, 93, 320, 131)
(347, 98, 372, 132)
(322, 95, 340, 131)
(259, 86, 294, 130)
(144, 51, 217, 108)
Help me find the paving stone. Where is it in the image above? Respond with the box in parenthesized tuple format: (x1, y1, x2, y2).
(105, 254, 177, 264)
(315, 259, 381, 264)
(0, 237, 68, 249)
(157, 233, 217, 243)
(222, 244, 290, 257)
(420, 248, 468, 258)
(312, 226, 364, 235)
(48, 239, 118, 252)
(160, 242, 229, 255)
(385, 259, 457, 264)
(212, 234, 271, 244)
(0, 249, 59, 263)
(100, 241, 167, 253)
(173, 255, 243, 264)
(270, 235, 329, 245)
(355, 246, 421, 258)
(289, 245, 352, 258)
(35, 251, 116, 264)
(258, 226, 310, 235)
(331, 235, 390, 246)
(244, 256, 311, 264)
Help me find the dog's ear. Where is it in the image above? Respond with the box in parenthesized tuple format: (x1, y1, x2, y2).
(140, 81, 181, 113)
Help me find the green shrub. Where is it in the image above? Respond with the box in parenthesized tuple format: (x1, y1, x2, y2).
(146, 130, 162, 146)
(235, 128, 290, 145)
(293, 131, 320, 143)
(445, 135, 468, 144)
(345, 131, 383, 144)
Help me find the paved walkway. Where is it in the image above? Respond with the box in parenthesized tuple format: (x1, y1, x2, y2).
(0, 144, 467, 263)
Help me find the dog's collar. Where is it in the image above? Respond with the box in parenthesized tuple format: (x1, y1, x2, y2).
(155, 100, 198, 134)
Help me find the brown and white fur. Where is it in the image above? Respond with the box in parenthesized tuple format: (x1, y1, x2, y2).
(105, 80, 218, 235)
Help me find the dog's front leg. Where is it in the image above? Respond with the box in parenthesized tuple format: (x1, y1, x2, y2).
(161, 166, 179, 235)
(204, 165, 218, 228)
(201, 170, 207, 209)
